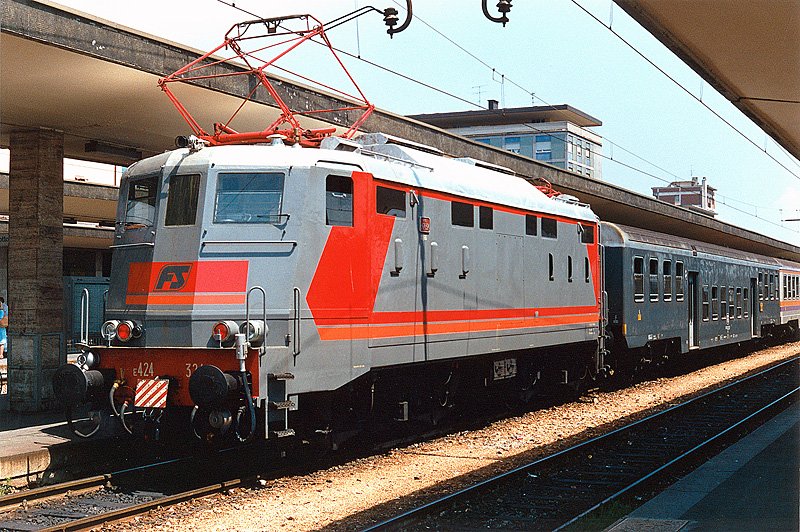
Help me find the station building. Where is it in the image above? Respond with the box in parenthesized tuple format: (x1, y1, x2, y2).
(410, 101, 603, 179)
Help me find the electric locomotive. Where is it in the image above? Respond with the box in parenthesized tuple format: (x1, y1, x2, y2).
(53, 133, 605, 443)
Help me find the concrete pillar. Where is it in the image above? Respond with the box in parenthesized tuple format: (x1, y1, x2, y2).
(8, 128, 65, 412)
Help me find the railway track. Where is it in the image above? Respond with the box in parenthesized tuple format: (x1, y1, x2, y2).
(368, 356, 800, 531)
(0, 448, 267, 531)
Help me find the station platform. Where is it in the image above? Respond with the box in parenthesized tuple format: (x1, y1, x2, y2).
(608, 401, 800, 531)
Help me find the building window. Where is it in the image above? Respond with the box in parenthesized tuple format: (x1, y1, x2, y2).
(325, 175, 353, 226)
(663, 260, 672, 301)
(541, 217, 557, 239)
(649, 258, 659, 302)
(702, 285, 710, 321)
(479, 206, 493, 229)
(675, 261, 684, 301)
(165, 174, 200, 226)
(451, 201, 474, 227)
(711, 286, 719, 320)
(634, 256, 644, 302)
(525, 215, 538, 236)
(504, 136, 521, 154)
(376, 186, 406, 217)
(535, 151, 552, 161)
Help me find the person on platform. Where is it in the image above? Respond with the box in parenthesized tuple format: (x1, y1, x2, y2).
(0, 297, 7, 359)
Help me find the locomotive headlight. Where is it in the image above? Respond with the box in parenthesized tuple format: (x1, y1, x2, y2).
(238, 320, 267, 347)
(101, 320, 120, 340)
(76, 350, 100, 369)
(212, 320, 239, 344)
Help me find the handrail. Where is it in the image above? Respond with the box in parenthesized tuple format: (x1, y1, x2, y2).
(244, 285, 267, 350)
(293, 287, 302, 356)
(79, 288, 90, 345)
(201, 240, 297, 247)
(109, 242, 155, 249)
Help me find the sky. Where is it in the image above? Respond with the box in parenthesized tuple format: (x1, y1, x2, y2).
(29, 0, 800, 246)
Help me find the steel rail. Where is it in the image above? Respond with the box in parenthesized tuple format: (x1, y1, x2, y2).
(366, 355, 800, 530)
(0, 474, 111, 513)
(38, 478, 247, 532)
(555, 386, 799, 530)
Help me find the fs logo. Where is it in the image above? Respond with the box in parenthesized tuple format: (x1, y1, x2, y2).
(154, 264, 192, 291)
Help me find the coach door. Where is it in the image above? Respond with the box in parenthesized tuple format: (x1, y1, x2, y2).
(687, 272, 700, 348)
(750, 277, 758, 337)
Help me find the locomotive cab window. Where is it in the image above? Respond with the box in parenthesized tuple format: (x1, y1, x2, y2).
(633, 256, 644, 302)
(451, 201, 474, 227)
(376, 186, 406, 218)
(165, 174, 200, 226)
(125, 175, 158, 227)
(579, 224, 594, 244)
(479, 206, 493, 229)
(649, 258, 659, 302)
(525, 215, 538, 236)
(542, 217, 557, 239)
(214, 172, 284, 224)
(326, 175, 353, 226)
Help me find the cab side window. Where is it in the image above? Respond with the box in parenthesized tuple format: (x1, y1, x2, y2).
(326, 175, 353, 227)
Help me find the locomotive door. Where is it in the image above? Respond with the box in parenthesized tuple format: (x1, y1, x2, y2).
(687, 272, 699, 348)
(750, 277, 758, 337)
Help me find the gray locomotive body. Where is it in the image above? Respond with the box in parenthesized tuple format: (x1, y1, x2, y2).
(55, 134, 603, 442)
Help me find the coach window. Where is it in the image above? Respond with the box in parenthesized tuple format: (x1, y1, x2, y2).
(376, 186, 406, 218)
(125, 175, 158, 227)
(324, 175, 353, 226)
(165, 174, 200, 226)
(663, 260, 672, 301)
(774, 275, 779, 300)
(451, 201, 474, 227)
(758, 273, 763, 300)
(743, 288, 749, 318)
(542, 217, 557, 239)
(568, 256, 573, 282)
(720, 286, 728, 318)
(649, 258, 659, 302)
(675, 261, 685, 301)
(768, 274, 774, 300)
(585, 257, 590, 283)
(633, 256, 644, 302)
(479, 206, 493, 230)
(525, 215, 538, 236)
(711, 286, 719, 320)
(702, 285, 710, 321)
(215, 172, 284, 224)
(735, 288, 742, 318)
(580, 224, 595, 244)
(728, 287, 735, 319)
(782, 275, 788, 299)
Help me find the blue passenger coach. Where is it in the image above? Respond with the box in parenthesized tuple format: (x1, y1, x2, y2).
(602, 223, 787, 368)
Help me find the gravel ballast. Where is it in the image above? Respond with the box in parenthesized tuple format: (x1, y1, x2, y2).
(111, 342, 800, 531)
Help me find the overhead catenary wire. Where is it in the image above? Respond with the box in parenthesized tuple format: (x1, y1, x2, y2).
(213, 0, 799, 235)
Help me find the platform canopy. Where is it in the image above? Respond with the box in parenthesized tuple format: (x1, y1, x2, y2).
(615, 0, 800, 161)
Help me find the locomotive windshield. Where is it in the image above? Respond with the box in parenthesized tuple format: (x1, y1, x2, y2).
(124, 176, 158, 227)
(214, 172, 285, 224)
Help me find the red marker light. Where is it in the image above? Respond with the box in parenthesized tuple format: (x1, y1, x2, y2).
(117, 321, 133, 342)
(212, 322, 229, 341)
